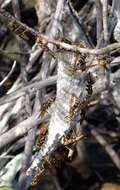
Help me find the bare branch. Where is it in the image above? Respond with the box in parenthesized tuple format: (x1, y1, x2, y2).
(0, 76, 57, 106)
(0, 114, 40, 150)
(0, 61, 16, 87)
(95, 0, 103, 45)
(1, 8, 120, 55)
(90, 127, 120, 169)
(102, 0, 109, 45)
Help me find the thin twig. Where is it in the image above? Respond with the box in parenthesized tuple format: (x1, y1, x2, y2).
(12, 0, 32, 116)
(0, 155, 14, 158)
(67, 0, 92, 47)
(95, 0, 103, 45)
(0, 60, 16, 87)
(90, 126, 120, 169)
(39, 0, 65, 80)
(0, 114, 40, 150)
(1, 9, 120, 55)
(52, 176, 62, 190)
(0, 48, 29, 55)
(102, 0, 110, 89)
(0, 75, 57, 106)
(102, 0, 109, 45)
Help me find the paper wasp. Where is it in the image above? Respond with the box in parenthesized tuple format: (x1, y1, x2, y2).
(31, 168, 46, 186)
(0, 8, 35, 40)
(76, 53, 86, 72)
(66, 41, 86, 77)
(8, 19, 29, 40)
(65, 95, 89, 123)
(30, 154, 55, 186)
(67, 53, 86, 77)
(61, 131, 84, 159)
(97, 55, 110, 70)
(61, 134, 84, 146)
(40, 96, 56, 119)
(86, 72, 95, 97)
(0, 9, 56, 58)
(31, 154, 60, 186)
(65, 95, 79, 122)
(35, 123, 48, 151)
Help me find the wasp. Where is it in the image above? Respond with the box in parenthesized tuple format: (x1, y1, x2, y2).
(1, 9, 56, 58)
(36, 36, 57, 59)
(76, 53, 86, 72)
(75, 42, 87, 72)
(61, 131, 84, 159)
(67, 41, 86, 77)
(30, 154, 56, 186)
(67, 53, 86, 77)
(8, 20, 28, 40)
(61, 134, 84, 146)
(65, 111, 75, 123)
(31, 169, 46, 186)
(40, 96, 56, 119)
(97, 56, 110, 70)
(65, 96, 80, 122)
(65, 95, 89, 123)
(77, 99, 90, 123)
(67, 64, 77, 77)
(35, 123, 48, 151)
(1, 8, 35, 40)
(31, 153, 62, 186)
(86, 72, 95, 97)
(80, 72, 95, 123)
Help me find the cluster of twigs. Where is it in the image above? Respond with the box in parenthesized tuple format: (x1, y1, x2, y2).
(0, 0, 120, 190)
